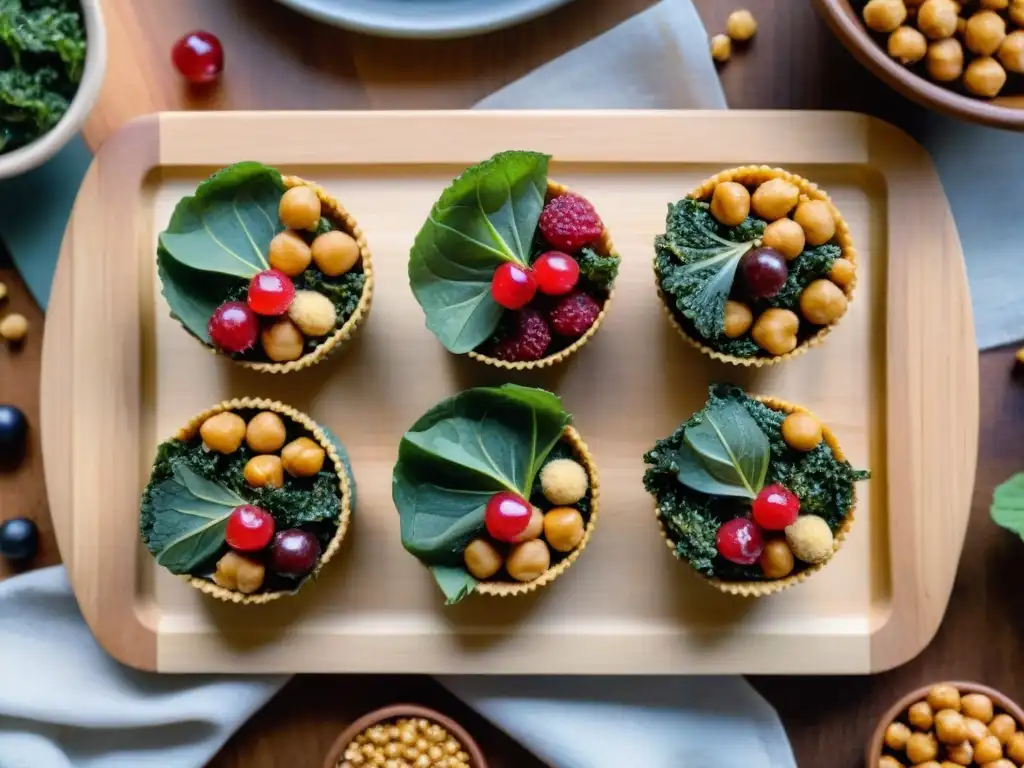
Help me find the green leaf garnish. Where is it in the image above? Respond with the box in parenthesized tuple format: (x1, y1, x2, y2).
(430, 565, 479, 606)
(392, 384, 569, 602)
(409, 151, 549, 354)
(142, 464, 244, 575)
(676, 400, 770, 499)
(654, 198, 765, 340)
(574, 247, 620, 291)
(992, 473, 1024, 542)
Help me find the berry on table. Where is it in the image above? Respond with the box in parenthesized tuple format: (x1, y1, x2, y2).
(208, 301, 259, 354)
(270, 529, 321, 579)
(538, 194, 603, 252)
(485, 491, 533, 543)
(532, 251, 580, 296)
(491, 263, 536, 310)
(0, 517, 38, 561)
(716, 517, 764, 565)
(753, 484, 801, 530)
(171, 31, 224, 85)
(548, 290, 601, 338)
(739, 246, 788, 299)
(0, 405, 28, 460)
(490, 307, 551, 362)
(248, 269, 296, 316)
(225, 505, 275, 552)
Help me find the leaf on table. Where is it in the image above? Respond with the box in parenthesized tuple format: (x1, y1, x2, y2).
(409, 151, 549, 353)
(992, 473, 1024, 542)
(676, 399, 770, 499)
(158, 161, 286, 279)
(429, 565, 478, 606)
(141, 464, 244, 575)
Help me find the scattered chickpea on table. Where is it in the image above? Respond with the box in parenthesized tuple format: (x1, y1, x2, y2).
(710, 8, 757, 64)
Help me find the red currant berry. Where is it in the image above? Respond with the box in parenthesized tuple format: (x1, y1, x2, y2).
(225, 505, 275, 552)
(752, 484, 801, 530)
(208, 301, 258, 354)
(247, 269, 296, 316)
(532, 251, 581, 296)
(491, 263, 536, 310)
(716, 518, 764, 565)
(172, 31, 224, 85)
(485, 491, 532, 543)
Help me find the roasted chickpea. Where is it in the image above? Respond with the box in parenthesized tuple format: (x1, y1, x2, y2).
(758, 538, 795, 579)
(980, 759, 1014, 768)
(927, 685, 962, 713)
(1006, 730, 1024, 762)
(962, 694, 994, 724)
(268, 230, 312, 277)
(965, 717, 990, 742)
(829, 257, 856, 290)
(200, 411, 246, 454)
(964, 56, 1008, 98)
(726, 9, 757, 41)
(965, 10, 1006, 56)
(918, 0, 958, 39)
(506, 539, 550, 582)
(281, 436, 326, 477)
(311, 230, 360, 276)
(214, 551, 265, 594)
(762, 218, 805, 260)
(877, 757, 902, 768)
(0, 313, 27, 343)
(751, 308, 800, 356)
(906, 732, 938, 763)
(864, 0, 908, 32)
(724, 300, 754, 338)
(990, 713, 1017, 744)
(288, 290, 337, 337)
(927, 38, 964, 81)
(793, 200, 836, 246)
(884, 721, 912, 751)
(751, 178, 800, 221)
(513, 506, 545, 543)
(246, 411, 287, 453)
(936, 709, 968, 744)
(975, 734, 1004, 763)
(945, 739, 973, 764)
(711, 33, 731, 63)
(543, 506, 585, 552)
(782, 412, 823, 452)
(244, 454, 284, 489)
(260, 318, 305, 362)
(463, 538, 503, 579)
(279, 186, 321, 231)
(800, 279, 848, 326)
(1011, 0, 1024, 26)
(909, 701, 935, 731)
(888, 25, 928, 64)
(710, 182, 751, 227)
(998, 30, 1024, 74)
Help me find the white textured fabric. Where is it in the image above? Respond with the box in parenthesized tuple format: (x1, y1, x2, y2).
(0, 3, 795, 767)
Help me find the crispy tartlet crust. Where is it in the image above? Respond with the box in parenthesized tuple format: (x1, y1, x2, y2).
(654, 395, 856, 598)
(656, 165, 857, 367)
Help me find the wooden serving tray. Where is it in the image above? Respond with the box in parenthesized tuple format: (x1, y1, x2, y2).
(41, 111, 977, 674)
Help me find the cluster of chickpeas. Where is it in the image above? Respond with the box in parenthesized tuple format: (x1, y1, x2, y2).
(863, 0, 1024, 98)
(879, 684, 1024, 767)
(339, 717, 472, 768)
(258, 185, 362, 363)
(707, 178, 855, 357)
(710, 9, 758, 64)
(462, 457, 589, 584)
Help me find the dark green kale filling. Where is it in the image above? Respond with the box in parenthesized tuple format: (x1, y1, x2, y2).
(0, 0, 86, 154)
(643, 385, 869, 580)
(654, 198, 841, 358)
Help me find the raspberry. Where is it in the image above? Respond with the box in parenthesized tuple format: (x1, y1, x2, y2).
(548, 291, 601, 338)
(538, 194, 603, 252)
(489, 307, 551, 362)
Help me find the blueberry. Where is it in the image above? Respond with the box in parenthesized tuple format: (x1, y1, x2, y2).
(0, 405, 28, 460)
(0, 517, 38, 561)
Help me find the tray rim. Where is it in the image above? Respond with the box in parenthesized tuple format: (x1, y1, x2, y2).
(40, 109, 978, 674)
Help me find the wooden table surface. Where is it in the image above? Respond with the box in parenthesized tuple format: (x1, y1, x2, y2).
(0, 0, 1019, 765)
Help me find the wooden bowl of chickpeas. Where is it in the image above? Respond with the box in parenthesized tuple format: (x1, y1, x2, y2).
(816, 0, 1024, 130)
(867, 682, 1024, 767)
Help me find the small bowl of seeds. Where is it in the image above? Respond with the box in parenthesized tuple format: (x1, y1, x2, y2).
(323, 704, 488, 768)
(867, 681, 1024, 767)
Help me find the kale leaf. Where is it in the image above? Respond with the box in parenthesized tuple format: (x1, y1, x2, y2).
(654, 199, 764, 340)
(766, 243, 841, 313)
(298, 268, 365, 327)
(574, 247, 620, 291)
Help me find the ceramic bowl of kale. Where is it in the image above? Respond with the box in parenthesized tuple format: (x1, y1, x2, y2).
(0, 0, 107, 179)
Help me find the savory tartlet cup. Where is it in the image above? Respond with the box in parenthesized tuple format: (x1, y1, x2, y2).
(323, 704, 489, 768)
(243, 175, 374, 374)
(467, 179, 620, 371)
(653, 395, 856, 598)
(656, 165, 857, 367)
(149, 397, 353, 605)
(476, 424, 599, 597)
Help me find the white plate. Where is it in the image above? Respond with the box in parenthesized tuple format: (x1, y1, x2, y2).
(275, 0, 575, 38)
